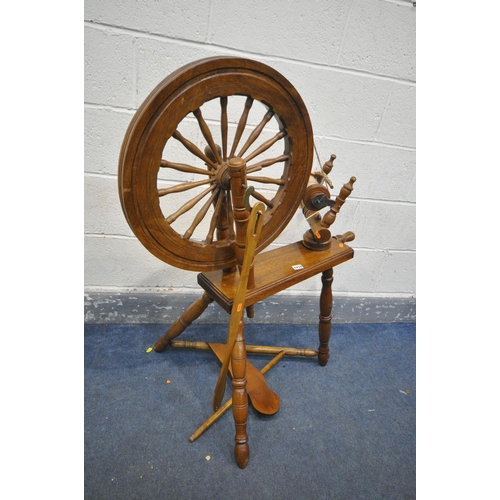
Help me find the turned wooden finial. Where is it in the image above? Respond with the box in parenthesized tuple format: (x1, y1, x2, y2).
(313, 153, 335, 187)
(322, 154, 336, 175)
(345, 176, 356, 192)
(321, 176, 356, 229)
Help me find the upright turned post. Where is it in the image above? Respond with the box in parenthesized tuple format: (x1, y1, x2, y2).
(231, 319, 249, 468)
(229, 157, 255, 316)
(227, 157, 251, 467)
(318, 268, 333, 366)
(205, 145, 237, 274)
(229, 158, 249, 257)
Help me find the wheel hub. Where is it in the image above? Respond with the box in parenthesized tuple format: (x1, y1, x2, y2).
(215, 162, 231, 190)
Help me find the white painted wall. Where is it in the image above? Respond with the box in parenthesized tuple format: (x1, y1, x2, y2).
(84, 0, 416, 300)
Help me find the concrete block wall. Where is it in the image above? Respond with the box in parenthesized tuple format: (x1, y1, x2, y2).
(84, 0, 416, 323)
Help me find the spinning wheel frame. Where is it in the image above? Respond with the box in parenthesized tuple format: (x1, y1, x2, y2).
(118, 57, 314, 271)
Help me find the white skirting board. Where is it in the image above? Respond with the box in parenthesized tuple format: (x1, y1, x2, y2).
(84, 292, 416, 324)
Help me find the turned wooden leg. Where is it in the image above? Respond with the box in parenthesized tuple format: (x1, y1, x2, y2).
(318, 268, 333, 366)
(231, 318, 249, 469)
(153, 292, 214, 352)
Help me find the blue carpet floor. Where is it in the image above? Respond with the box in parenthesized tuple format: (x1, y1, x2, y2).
(85, 322, 415, 499)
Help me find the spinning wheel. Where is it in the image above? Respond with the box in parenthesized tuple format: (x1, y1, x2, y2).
(118, 57, 357, 469)
(118, 56, 314, 271)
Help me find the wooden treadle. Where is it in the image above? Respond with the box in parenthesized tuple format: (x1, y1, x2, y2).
(208, 342, 280, 415)
(198, 239, 354, 314)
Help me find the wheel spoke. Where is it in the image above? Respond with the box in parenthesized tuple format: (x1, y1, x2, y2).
(247, 175, 285, 185)
(244, 130, 287, 163)
(237, 109, 274, 158)
(158, 178, 214, 197)
(183, 187, 221, 239)
(165, 185, 216, 224)
(220, 97, 228, 162)
(205, 190, 224, 244)
(229, 97, 253, 158)
(173, 130, 218, 169)
(250, 189, 274, 208)
(247, 154, 289, 173)
(193, 108, 222, 164)
(161, 160, 215, 176)
(226, 190, 236, 240)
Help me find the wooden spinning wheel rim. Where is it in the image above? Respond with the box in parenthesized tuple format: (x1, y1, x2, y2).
(118, 57, 314, 271)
